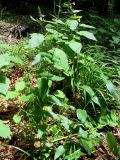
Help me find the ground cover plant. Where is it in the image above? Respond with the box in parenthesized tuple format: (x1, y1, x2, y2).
(0, 1, 120, 160)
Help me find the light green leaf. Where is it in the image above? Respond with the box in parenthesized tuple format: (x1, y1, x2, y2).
(0, 54, 11, 68)
(0, 120, 11, 139)
(13, 115, 21, 123)
(60, 115, 72, 130)
(29, 33, 44, 48)
(79, 24, 95, 29)
(37, 129, 44, 139)
(50, 48, 69, 73)
(32, 53, 41, 65)
(54, 90, 66, 99)
(68, 40, 82, 54)
(66, 20, 79, 31)
(6, 91, 19, 100)
(55, 145, 66, 160)
(0, 76, 10, 96)
(76, 109, 88, 123)
(19, 94, 33, 102)
(82, 85, 95, 97)
(77, 31, 97, 41)
(15, 81, 25, 92)
(79, 127, 88, 138)
(81, 138, 95, 154)
(47, 95, 63, 106)
(92, 96, 101, 107)
(40, 72, 64, 81)
(46, 28, 63, 37)
(10, 56, 24, 65)
(65, 149, 85, 159)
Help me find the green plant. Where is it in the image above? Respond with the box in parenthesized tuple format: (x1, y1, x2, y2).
(1, 2, 119, 159)
(106, 132, 120, 158)
(0, 53, 23, 139)
(9, 3, 119, 159)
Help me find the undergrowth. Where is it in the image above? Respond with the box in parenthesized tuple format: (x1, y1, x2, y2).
(0, 2, 120, 159)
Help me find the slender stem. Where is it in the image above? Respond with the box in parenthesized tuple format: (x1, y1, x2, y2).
(52, 133, 78, 143)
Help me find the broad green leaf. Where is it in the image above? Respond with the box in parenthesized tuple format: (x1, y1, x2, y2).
(82, 85, 94, 97)
(65, 149, 85, 159)
(59, 115, 72, 130)
(46, 28, 63, 37)
(29, 33, 44, 48)
(15, 81, 25, 92)
(68, 40, 82, 54)
(0, 76, 10, 96)
(50, 48, 69, 73)
(32, 53, 41, 65)
(37, 129, 44, 139)
(0, 54, 23, 68)
(79, 127, 88, 138)
(54, 145, 66, 160)
(111, 110, 118, 122)
(0, 54, 11, 68)
(106, 132, 118, 156)
(47, 95, 63, 106)
(48, 110, 59, 120)
(79, 24, 95, 29)
(19, 94, 33, 102)
(76, 109, 87, 123)
(6, 91, 19, 100)
(100, 74, 119, 99)
(106, 81, 119, 99)
(80, 138, 95, 154)
(54, 90, 66, 99)
(50, 75, 64, 81)
(66, 20, 78, 31)
(40, 72, 64, 81)
(37, 78, 49, 101)
(77, 31, 97, 41)
(53, 19, 65, 25)
(0, 120, 11, 139)
(10, 56, 24, 65)
(13, 115, 21, 123)
(92, 96, 101, 107)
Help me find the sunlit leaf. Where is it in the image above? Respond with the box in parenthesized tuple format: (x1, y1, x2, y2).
(50, 48, 69, 73)
(13, 115, 21, 123)
(29, 33, 44, 48)
(0, 120, 11, 139)
(15, 81, 25, 92)
(54, 145, 66, 160)
(77, 31, 97, 41)
(68, 40, 82, 54)
(79, 24, 95, 29)
(32, 53, 41, 65)
(47, 95, 63, 106)
(6, 91, 19, 100)
(0, 76, 10, 96)
(67, 20, 78, 31)
(65, 149, 85, 159)
(76, 109, 88, 123)
(82, 85, 94, 97)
